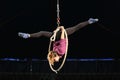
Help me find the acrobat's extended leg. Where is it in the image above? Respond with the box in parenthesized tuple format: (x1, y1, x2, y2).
(65, 18, 98, 35)
(18, 31, 53, 39)
(30, 31, 52, 38)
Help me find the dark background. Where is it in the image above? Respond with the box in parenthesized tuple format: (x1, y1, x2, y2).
(0, 0, 120, 59)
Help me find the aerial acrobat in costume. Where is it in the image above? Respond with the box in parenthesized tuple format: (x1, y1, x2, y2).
(18, 0, 99, 73)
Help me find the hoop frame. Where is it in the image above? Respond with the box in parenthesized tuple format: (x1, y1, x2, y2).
(48, 27, 68, 74)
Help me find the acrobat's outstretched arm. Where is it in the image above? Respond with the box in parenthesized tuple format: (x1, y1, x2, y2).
(18, 31, 53, 39)
(65, 18, 98, 35)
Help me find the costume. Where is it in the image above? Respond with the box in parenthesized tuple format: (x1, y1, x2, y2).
(53, 39, 66, 56)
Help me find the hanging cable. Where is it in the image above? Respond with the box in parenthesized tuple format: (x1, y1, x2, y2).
(57, 0, 60, 27)
(47, 0, 69, 73)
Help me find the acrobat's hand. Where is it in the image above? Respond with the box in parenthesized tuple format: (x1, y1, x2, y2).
(88, 18, 99, 24)
(18, 32, 30, 39)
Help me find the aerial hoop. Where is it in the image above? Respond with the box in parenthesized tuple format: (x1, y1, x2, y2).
(48, 26, 68, 74)
(47, 0, 68, 74)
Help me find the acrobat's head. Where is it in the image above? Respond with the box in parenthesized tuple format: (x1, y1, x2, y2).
(47, 51, 61, 65)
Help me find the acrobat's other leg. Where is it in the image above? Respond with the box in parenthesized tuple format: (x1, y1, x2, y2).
(30, 31, 52, 38)
(65, 21, 89, 35)
(65, 18, 98, 35)
(18, 31, 53, 39)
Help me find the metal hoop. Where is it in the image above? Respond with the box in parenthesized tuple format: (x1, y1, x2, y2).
(48, 27, 68, 74)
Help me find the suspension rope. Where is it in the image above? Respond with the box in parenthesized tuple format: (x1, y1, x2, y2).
(57, 0, 60, 27)
(47, 0, 68, 74)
